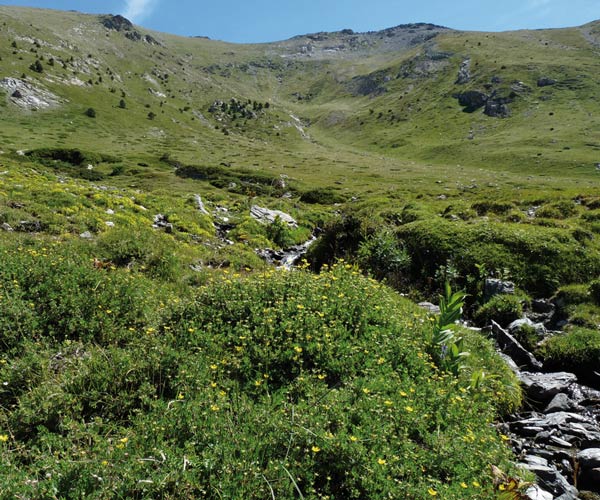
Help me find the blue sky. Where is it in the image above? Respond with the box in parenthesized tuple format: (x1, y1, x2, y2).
(1, 0, 598, 42)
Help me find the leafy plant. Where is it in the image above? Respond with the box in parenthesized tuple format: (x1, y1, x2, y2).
(430, 283, 469, 375)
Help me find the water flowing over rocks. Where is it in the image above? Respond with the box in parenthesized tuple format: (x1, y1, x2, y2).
(255, 236, 317, 270)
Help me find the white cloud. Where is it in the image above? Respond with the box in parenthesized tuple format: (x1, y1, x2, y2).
(122, 0, 158, 23)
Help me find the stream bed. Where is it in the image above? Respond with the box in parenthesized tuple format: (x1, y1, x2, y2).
(491, 321, 600, 499)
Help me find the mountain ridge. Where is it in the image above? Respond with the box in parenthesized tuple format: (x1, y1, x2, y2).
(0, 4, 599, 191)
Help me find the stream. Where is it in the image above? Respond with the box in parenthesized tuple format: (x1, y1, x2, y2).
(256, 236, 317, 270)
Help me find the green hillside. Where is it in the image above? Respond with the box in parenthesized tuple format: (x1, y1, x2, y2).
(1, 6, 600, 498)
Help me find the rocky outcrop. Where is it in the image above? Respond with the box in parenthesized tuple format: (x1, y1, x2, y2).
(347, 70, 390, 96)
(101, 14, 160, 45)
(484, 278, 515, 300)
(484, 97, 511, 118)
(494, 318, 600, 498)
(538, 77, 557, 87)
(457, 90, 487, 111)
(250, 206, 297, 227)
(418, 302, 441, 314)
(517, 371, 578, 401)
(455, 59, 471, 84)
(456, 88, 513, 117)
(1, 78, 60, 110)
(491, 321, 543, 371)
(101, 14, 133, 31)
(152, 214, 173, 233)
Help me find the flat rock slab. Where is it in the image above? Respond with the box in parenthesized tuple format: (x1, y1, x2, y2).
(250, 205, 297, 227)
(492, 321, 543, 371)
(545, 393, 581, 414)
(518, 371, 577, 401)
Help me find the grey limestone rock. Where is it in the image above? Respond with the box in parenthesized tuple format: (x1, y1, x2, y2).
(250, 205, 298, 227)
(484, 278, 515, 300)
(491, 321, 543, 371)
(517, 372, 578, 401)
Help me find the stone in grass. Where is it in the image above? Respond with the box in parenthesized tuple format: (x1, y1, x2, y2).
(250, 205, 297, 227)
(418, 302, 440, 314)
(80, 231, 93, 239)
(484, 278, 515, 300)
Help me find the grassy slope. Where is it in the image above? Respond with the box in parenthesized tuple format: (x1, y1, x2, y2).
(1, 7, 600, 497)
(0, 7, 599, 191)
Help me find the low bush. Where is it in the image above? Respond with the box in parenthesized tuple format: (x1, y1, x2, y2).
(553, 284, 590, 308)
(96, 226, 181, 280)
(473, 294, 524, 327)
(299, 187, 345, 205)
(397, 218, 600, 296)
(589, 279, 600, 305)
(0, 256, 522, 498)
(357, 228, 411, 285)
(536, 200, 579, 219)
(538, 328, 600, 383)
(471, 201, 515, 216)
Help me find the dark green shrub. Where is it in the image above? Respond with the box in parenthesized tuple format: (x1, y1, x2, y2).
(307, 214, 366, 269)
(552, 284, 590, 309)
(357, 229, 410, 284)
(537, 200, 578, 219)
(589, 280, 600, 305)
(568, 303, 600, 328)
(96, 226, 180, 280)
(398, 218, 600, 296)
(29, 59, 43, 73)
(512, 323, 542, 352)
(265, 216, 294, 248)
(300, 188, 345, 205)
(84, 107, 96, 118)
(471, 201, 514, 216)
(473, 294, 524, 327)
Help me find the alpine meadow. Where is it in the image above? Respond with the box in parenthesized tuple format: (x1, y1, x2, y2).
(1, 5, 600, 499)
